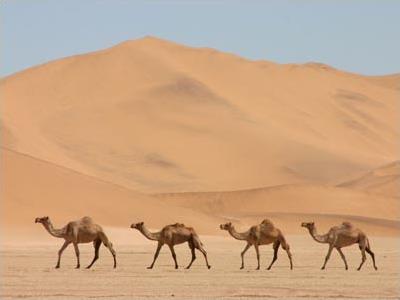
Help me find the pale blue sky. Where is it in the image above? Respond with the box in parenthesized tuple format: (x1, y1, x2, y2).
(1, 0, 399, 77)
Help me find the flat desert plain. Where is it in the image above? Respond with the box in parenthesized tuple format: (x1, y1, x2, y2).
(1, 37, 400, 299)
(1, 234, 400, 300)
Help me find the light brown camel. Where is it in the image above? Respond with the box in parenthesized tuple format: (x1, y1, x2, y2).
(35, 216, 116, 269)
(130, 222, 211, 269)
(220, 219, 293, 270)
(301, 221, 377, 270)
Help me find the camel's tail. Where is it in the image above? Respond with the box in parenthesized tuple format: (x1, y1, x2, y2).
(278, 234, 290, 250)
(99, 231, 112, 246)
(191, 233, 204, 248)
(366, 237, 372, 249)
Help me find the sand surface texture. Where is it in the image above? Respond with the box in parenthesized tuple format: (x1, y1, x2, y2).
(1, 235, 399, 300)
(1, 37, 399, 299)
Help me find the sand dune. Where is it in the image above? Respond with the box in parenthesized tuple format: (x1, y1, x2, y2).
(0, 148, 222, 243)
(1, 36, 399, 193)
(1, 36, 399, 239)
(155, 184, 400, 235)
(2, 36, 400, 300)
(2, 147, 398, 243)
(337, 160, 400, 198)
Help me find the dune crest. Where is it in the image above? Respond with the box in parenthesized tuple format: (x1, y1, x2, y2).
(1, 37, 399, 193)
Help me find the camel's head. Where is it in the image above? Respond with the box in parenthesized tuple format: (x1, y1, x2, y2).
(130, 222, 144, 230)
(35, 216, 49, 224)
(219, 222, 232, 231)
(301, 222, 315, 229)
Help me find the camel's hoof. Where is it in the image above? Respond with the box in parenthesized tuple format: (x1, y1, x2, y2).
(207, 265, 211, 269)
(86, 266, 91, 269)
(256, 267, 260, 271)
(240, 266, 244, 270)
(175, 266, 178, 269)
(75, 266, 80, 269)
(55, 265, 60, 269)
(374, 267, 378, 271)
(147, 266, 153, 269)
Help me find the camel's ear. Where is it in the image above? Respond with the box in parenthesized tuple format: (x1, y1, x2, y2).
(44, 216, 49, 220)
(139, 222, 144, 226)
(311, 221, 314, 225)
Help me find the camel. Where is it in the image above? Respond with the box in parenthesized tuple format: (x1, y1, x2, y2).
(130, 222, 211, 269)
(301, 221, 377, 270)
(220, 219, 293, 270)
(35, 216, 116, 269)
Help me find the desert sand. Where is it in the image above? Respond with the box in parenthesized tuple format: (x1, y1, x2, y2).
(1, 36, 399, 193)
(1, 37, 399, 299)
(2, 235, 399, 300)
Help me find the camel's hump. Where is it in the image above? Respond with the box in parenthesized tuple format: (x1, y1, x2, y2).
(341, 221, 353, 228)
(171, 223, 185, 227)
(260, 218, 274, 227)
(80, 216, 94, 223)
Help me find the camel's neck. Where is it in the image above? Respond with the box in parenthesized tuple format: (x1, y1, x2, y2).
(307, 226, 328, 243)
(228, 226, 248, 241)
(139, 226, 161, 241)
(42, 221, 65, 239)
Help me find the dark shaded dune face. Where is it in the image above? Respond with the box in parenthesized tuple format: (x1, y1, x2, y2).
(335, 89, 376, 104)
(144, 153, 178, 169)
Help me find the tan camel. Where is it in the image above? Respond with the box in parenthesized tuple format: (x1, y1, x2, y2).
(130, 222, 211, 269)
(301, 221, 377, 270)
(35, 216, 116, 269)
(220, 219, 293, 270)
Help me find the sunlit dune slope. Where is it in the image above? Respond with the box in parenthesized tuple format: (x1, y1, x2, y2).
(2, 36, 399, 193)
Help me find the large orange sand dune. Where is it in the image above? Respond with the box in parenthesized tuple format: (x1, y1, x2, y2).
(2, 37, 399, 193)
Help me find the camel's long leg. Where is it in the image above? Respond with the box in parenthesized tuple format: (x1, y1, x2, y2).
(267, 241, 280, 270)
(240, 243, 252, 269)
(86, 239, 102, 269)
(105, 243, 117, 269)
(55, 241, 70, 269)
(254, 244, 260, 270)
(148, 242, 163, 269)
(281, 240, 293, 270)
(336, 248, 348, 270)
(197, 246, 211, 269)
(192, 237, 211, 269)
(73, 243, 80, 269)
(99, 232, 117, 268)
(321, 245, 334, 270)
(168, 245, 179, 269)
(185, 241, 196, 269)
(357, 241, 367, 271)
(365, 245, 378, 270)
